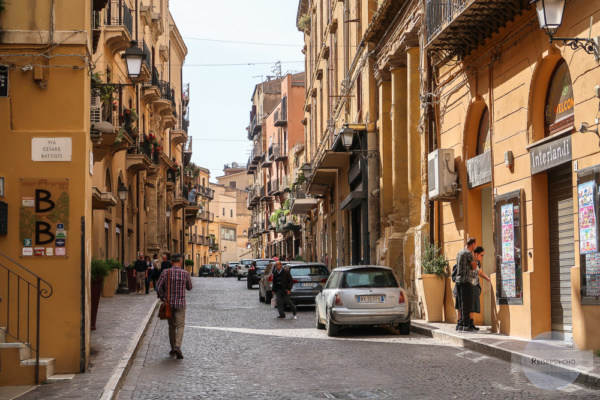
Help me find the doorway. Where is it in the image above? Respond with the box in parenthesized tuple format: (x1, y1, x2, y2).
(547, 164, 575, 340)
(481, 186, 495, 325)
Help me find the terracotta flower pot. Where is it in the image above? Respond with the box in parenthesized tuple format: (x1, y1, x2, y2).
(102, 269, 118, 297)
(419, 274, 446, 322)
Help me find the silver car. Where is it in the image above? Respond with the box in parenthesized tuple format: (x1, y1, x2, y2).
(237, 259, 253, 280)
(315, 266, 411, 336)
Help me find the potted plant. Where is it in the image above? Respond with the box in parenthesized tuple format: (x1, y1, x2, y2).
(418, 238, 449, 322)
(102, 258, 122, 297)
(91, 258, 110, 330)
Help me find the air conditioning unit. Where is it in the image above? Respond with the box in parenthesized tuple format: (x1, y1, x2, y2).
(90, 96, 101, 123)
(428, 149, 458, 201)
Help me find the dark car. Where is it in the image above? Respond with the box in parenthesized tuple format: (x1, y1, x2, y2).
(247, 259, 273, 289)
(288, 263, 330, 305)
(223, 262, 238, 277)
(199, 264, 215, 277)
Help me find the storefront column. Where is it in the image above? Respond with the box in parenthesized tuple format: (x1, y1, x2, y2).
(407, 47, 421, 228)
(377, 73, 393, 219)
(390, 65, 408, 231)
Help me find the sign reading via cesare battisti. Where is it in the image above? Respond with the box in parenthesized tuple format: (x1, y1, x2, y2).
(20, 179, 69, 257)
(31, 137, 72, 162)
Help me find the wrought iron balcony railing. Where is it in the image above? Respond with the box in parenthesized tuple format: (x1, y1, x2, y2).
(106, 0, 133, 38)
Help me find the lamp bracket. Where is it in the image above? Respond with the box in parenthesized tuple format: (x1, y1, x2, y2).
(551, 36, 600, 61)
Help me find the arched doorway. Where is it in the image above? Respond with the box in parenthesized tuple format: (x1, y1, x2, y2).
(544, 60, 575, 340)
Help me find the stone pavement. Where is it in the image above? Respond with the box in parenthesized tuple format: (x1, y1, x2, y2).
(4, 292, 158, 400)
(412, 320, 600, 389)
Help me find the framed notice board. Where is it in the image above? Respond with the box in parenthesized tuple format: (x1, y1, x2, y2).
(494, 189, 525, 305)
(577, 165, 600, 304)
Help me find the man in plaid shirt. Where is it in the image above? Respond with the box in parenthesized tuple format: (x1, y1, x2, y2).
(157, 254, 192, 359)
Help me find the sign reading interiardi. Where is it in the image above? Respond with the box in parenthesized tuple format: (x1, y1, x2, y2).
(31, 137, 72, 162)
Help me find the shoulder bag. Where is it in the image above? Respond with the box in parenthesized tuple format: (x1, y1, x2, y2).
(158, 270, 172, 320)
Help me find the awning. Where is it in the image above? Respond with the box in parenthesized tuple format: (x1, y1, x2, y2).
(340, 190, 367, 210)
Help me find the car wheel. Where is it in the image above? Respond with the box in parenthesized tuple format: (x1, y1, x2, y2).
(247, 280, 252, 289)
(326, 311, 339, 337)
(397, 321, 411, 335)
(315, 310, 325, 330)
(265, 291, 272, 304)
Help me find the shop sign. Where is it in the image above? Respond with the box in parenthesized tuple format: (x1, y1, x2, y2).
(20, 178, 69, 257)
(466, 151, 492, 189)
(31, 138, 72, 162)
(529, 135, 571, 175)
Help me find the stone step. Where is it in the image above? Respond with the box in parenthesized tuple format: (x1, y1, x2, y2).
(0, 342, 30, 361)
(0, 345, 55, 386)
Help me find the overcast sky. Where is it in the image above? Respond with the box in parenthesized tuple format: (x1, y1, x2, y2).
(169, 0, 304, 181)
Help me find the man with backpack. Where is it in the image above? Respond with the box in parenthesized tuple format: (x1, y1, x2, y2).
(454, 238, 478, 332)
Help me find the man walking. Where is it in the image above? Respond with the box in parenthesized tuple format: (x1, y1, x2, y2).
(133, 254, 147, 294)
(455, 238, 478, 332)
(156, 254, 192, 359)
(272, 260, 297, 319)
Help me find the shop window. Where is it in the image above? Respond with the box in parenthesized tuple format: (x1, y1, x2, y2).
(494, 190, 525, 305)
(545, 60, 574, 135)
(576, 166, 600, 304)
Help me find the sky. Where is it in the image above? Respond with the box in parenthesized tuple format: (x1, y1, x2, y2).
(169, 0, 305, 181)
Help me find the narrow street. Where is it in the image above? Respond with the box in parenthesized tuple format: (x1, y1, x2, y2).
(117, 277, 596, 400)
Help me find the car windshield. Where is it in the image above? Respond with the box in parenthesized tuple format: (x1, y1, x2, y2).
(290, 265, 329, 277)
(240, 260, 253, 266)
(341, 268, 398, 288)
(256, 260, 271, 267)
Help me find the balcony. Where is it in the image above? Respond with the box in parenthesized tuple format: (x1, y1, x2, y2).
(274, 96, 287, 127)
(279, 175, 289, 193)
(248, 115, 261, 139)
(268, 179, 279, 195)
(91, 186, 117, 210)
(171, 114, 188, 146)
(249, 185, 261, 205)
(277, 215, 301, 233)
(103, 0, 134, 55)
(290, 183, 318, 214)
(425, 0, 530, 59)
(125, 147, 152, 174)
(142, 67, 160, 104)
(197, 211, 214, 222)
(262, 150, 272, 168)
(198, 186, 215, 200)
(247, 155, 257, 174)
(251, 141, 262, 165)
(272, 143, 287, 162)
(260, 185, 270, 202)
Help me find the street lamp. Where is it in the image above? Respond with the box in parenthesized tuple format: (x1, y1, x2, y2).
(340, 125, 355, 151)
(531, 0, 599, 60)
(122, 41, 146, 81)
(116, 183, 129, 294)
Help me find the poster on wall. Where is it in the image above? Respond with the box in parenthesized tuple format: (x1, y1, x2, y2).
(578, 181, 598, 254)
(585, 253, 600, 297)
(500, 262, 517, 298)
(501, 204, 515, 262)
(20, 178, 69, 257)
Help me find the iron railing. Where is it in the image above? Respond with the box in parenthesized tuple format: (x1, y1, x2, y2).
(106, 0, 133, 38)
(158, 80, 175, 105)
(426, 0, 469, 43)
(0, 251, 53, 384)
(142, 41, 152, 71)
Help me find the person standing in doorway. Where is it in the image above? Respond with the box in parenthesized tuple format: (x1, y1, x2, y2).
(133, 254, 147, 294)
(455, 238, 478, 331)
(469, 246, 492, 331)
(272, 260, 297, 319)
(156, 254, 192, 359)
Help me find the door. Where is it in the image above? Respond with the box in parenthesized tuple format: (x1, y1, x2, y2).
(481, 186, 495, 325)
(547, 165, 575, 340)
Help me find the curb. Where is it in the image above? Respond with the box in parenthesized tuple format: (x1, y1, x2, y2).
(411, 322, 600, 389)
(98, 298, 159, 400)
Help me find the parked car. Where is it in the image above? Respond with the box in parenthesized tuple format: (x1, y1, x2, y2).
(259, 261, 291, 303)
(315, 266, 411, 336)
(237, 259, 254, 280)
(247, 259, 273, 289)
(198, 264, 215, 277)
(223, 262, 238, 277)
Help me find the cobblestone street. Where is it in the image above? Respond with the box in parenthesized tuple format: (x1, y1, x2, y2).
(117, 278, 597, 400)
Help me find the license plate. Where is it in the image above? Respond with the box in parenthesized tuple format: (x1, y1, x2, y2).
(301, 282, 316, 288)
(357, 295, 384, 303)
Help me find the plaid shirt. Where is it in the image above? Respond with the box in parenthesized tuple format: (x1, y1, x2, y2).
(157, 266, 192, 309)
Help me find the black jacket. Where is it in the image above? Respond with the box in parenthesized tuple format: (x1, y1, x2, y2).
(272, 267, 293, 292)
(134, 259, 147, 273)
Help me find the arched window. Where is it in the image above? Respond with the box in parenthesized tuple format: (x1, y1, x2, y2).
(477, 107, 490, 155)
(105, 169, 112, 192)
(545, 60, 574, 135)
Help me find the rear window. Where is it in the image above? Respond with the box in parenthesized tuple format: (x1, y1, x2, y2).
(256, 260, 271, 267)
(341, 268, 398, 288)
(290, 265, 329, 277)
(240, 260, 253, 266)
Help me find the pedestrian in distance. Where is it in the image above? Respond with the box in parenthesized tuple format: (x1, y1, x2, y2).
(272, 260, 297, 320)
(160, 254, 171, 276)
(144, 255, 152, 294)
(455, 237, 478, 332)
(133, 254, 147, 294)
(469, 246, 492, 331)
(156, 254, 192, 359)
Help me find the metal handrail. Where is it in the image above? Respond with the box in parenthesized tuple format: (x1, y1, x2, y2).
(0, 251, 53, 384)
(425, 0, 470, 43)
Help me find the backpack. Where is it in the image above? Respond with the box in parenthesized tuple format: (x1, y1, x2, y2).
(451, 263, 458, 283)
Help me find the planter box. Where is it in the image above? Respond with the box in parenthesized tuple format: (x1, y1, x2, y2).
(102, 269, 119, 297)
(419, 274, 445, 322)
